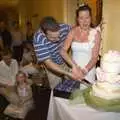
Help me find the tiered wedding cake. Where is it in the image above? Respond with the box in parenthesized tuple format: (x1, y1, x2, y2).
(92, 50, 120, 100)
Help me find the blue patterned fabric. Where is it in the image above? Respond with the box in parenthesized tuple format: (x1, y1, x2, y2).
(55, 80, 80, 93)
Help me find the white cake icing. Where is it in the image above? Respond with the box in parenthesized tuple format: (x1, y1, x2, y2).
(102, 50, 120, 62)
(92, 50, 120, 100)
(92, 82, 120, 100)
(101, 50, 120, 73)
(96, 67, 120, 83)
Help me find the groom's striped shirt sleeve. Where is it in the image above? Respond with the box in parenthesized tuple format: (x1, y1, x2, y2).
(33, 24, 71, 63)
(33, 31, 50, 62)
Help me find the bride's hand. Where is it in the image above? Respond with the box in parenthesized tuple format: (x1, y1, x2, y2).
(81, 67, 88, 76)
(72, 65, 85, 81)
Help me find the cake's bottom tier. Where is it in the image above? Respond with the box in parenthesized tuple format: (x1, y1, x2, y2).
(83, 88, 120, 112)
(92, 83, 120, 100)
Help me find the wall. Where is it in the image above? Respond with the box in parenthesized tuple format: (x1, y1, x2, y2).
(0, 0, 65, 31)
(30, 0, 65, 29)
(64, 0, 98, 25)
(83, 0, 97, 25)
(18, 0, 33, 30)
(18, 0, 99, 30)
(102, 0, 120, 53)
(63, 0, 77, 25)
(0, 0, 19, 28)
(0, 0, 18, 6)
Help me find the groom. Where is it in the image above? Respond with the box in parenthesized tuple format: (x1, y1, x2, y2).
(33, 16, 83, 89)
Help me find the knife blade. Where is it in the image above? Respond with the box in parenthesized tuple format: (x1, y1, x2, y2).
(81, 79, 92, 87)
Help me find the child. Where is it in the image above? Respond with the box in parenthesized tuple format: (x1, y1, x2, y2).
(4, 71, 33, 119)
(16, 71, 33, 104)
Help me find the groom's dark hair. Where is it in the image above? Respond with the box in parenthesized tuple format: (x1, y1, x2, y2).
(40, 16, 60, 34)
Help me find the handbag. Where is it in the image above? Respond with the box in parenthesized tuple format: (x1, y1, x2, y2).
(30, 64, 50, 88)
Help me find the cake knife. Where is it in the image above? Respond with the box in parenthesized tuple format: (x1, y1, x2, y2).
(80, 79, 92, 87)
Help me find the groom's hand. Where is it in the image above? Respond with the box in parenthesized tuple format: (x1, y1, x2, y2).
(72, 66, 84, 81)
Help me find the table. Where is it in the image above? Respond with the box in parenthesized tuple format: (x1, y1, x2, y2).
(47, 92, 120, 120)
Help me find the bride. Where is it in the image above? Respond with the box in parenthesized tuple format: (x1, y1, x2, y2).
(60, 4, 101, 89)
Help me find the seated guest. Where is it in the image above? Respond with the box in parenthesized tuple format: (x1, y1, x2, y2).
(16, 71, 33, 102)
(0, 49, 19, 104)
(20, 42, 39, 75)
(0, 49, 19, 86)
(4, 71, 33, 119)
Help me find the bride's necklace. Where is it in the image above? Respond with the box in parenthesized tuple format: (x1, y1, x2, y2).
(79, 27, 90, 42)
(79, 26, 90, 34)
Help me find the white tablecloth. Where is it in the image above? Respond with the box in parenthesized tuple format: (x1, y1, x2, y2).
(47, 91, 120, 120)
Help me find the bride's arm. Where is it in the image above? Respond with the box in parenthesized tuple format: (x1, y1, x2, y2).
(60, 29, 84, 80)
(82, 31, 101, 74)
(60, 30, 76, 68)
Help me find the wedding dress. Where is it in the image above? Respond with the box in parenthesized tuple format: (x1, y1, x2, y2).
(71, 28, 97, 89)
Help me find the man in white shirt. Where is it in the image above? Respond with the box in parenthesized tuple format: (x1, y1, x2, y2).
(0, 49, 19, 104)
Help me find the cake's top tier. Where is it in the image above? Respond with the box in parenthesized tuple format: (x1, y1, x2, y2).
(101, 50, 120, 73)
(102, 50, 120, 62)
(96, 67, 120, 83)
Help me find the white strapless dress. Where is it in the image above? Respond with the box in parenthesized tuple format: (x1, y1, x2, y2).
(71, 29, 97, 89)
